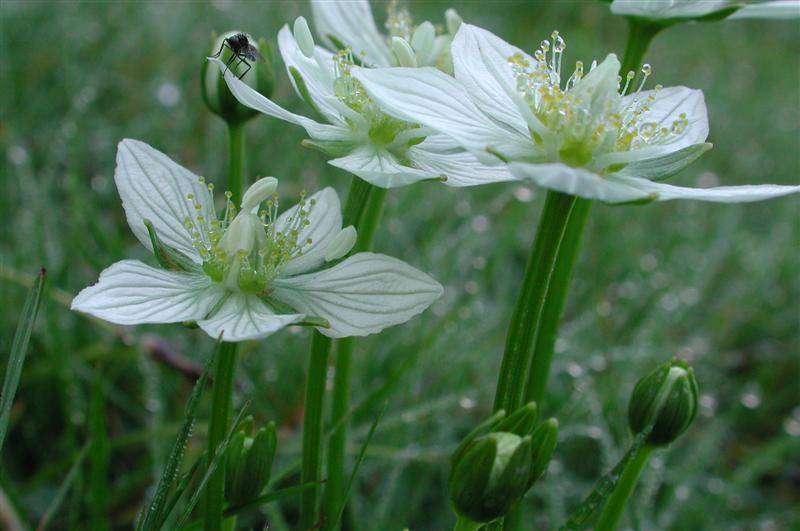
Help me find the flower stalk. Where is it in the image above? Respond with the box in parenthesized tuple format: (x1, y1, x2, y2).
(594, 444, 655, 531)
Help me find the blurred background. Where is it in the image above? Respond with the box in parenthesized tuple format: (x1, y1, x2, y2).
(1, 1, 798, 529)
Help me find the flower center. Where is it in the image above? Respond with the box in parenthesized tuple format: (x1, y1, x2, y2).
(509, 31, 689, 167)
(332, 50, 422, 147)
(183, 178, 314, 293)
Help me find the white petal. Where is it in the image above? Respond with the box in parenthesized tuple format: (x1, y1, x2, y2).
(209, 57, 352, 142)
(610, 0, 733, 19)
(329, 145, 435, 188)
(352, 66, 534, 164)
(277, 187, 343, 276)
(619, 143, 713, 181)
(452, 24, 544, 136)
(116, 139, 214, 262)
(609, 174, 800, 203)
(198, 293, 303, 342)
(71, 260, 224, 325)
(729, 1, 800, 19)
(310, 0, 393, 66)
(409, 136, 519, 187)
(598, 86, 709, 167)
(277, 25, 346, 125)
(509, 162, 655, 203)
(272, 252, 443, 338)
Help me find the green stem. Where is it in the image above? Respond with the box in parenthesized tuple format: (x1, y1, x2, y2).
(595, 445, 655, 531)
(620, 19, 661, 78)
(524, 198, 591, 407)
(301, 332, 331, 530)
(204, 342, 238, 531)
(453, 516, 482, 531)
(324, 181, 387, 531)
(493, 191, 578, 414)
(226, 121, 246, 201)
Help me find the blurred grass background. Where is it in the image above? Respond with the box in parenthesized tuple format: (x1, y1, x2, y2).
(1, 1, 798, 529)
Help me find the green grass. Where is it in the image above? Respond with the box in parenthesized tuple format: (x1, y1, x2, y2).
(1, 1, 798, 529)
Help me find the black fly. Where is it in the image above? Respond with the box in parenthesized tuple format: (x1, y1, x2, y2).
(210, 33, 262, 79)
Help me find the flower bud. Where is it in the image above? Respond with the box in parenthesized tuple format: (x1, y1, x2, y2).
(628, 358, 699, 446)
(201, 31, 275, 125)
(225, 418, 277, 506)
(448, 403, 558, 523)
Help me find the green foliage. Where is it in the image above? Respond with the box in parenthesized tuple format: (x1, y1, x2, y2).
(0, 1, 797, 530)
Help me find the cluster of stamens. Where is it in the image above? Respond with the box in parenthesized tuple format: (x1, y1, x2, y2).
(508, 31, 690, 165)
(386, 0, 414, 40)
(333, 50, 421, 146)
(183, 179, 315, 293)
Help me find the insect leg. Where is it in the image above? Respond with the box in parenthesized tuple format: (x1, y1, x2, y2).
(238, 60, 252, 79)
(210, 40, 228, 59)
(223, 52, 238, 75)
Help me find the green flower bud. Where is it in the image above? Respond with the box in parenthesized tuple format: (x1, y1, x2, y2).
(201, 31, 275, 125)
(448, 404, 558, 523)
(628, 358, 699, 446)
(225, 417, 277, 506)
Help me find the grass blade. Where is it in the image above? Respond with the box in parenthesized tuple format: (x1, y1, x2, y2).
(88, 370, 110, 531)
(0, 267, 46, 451)
(329, 401, 387, 530)
(36, 442, 90, 531)
(137, 339, 218, 531)
(172, 403, 250, 530)
(223, 481, 322, 517)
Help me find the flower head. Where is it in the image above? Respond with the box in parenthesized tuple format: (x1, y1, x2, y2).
(208, 14, 512, 189)
(71, 140, 443, 341)
(353, 23, 800, 203)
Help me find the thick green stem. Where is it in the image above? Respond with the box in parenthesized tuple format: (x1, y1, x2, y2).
(620, 19, 661, 78)
(595, 445, 655, 531)
(453, 516, 482, 531)
(493, 191, 578, 414)
(204, 342, 238, 531)
(226, 122, 246, 202)
(301, 333, 331, 530)
(524, 199, 592, 407)
(324, 181, 387, 530)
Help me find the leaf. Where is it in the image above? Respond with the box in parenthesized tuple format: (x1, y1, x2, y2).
(0, 267, 46, 451)
(223, 481, 322, 517)
(136, 339, 218, 531)
(36, 443, 90, 531)
(330, 401, 387, 529)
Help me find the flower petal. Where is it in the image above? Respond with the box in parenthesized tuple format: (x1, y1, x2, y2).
(729, 0, 800, 19)
(71, 259, 224, 325)
(598, 86, 709, 167)
(451, 24, 538, 137)
(272, 252, 443, 338)
(608, 174, 800, 203)
(116, 139, 215, 262)
(209, 57, 352, 142)
(277, 25, 346, 125)
(352, 66, 534, 164)
(198, 293, 304, 342)
(310, 0, 393, 66)
(509, 162, 655, 203)
(329, 144, 435, 188)
(610, 0, 733, 19)
(278, 187, 343, 276)
(409, 136, 519, 187)
(619, 143, 713, 181)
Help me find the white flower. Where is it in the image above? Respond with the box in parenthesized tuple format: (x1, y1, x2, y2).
(310, 0, 462, 71)
(610, 0, 800, 21)
(71, 139, 443, 341)
(208, 19, 513, 189)
(352, 24, 800, 204)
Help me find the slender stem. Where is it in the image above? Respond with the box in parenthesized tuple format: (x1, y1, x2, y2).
(620, 19, 661, 78)
(493, 191, 578, 414)
(204, 342, 238, 531)
(595, 445, 655, 531)
(324, 181, 387, 530)
(524, 199, 591, 407)
(226, 121, 246, 202)
(301, 333, 331, 530)
(453, 516, 482, 531)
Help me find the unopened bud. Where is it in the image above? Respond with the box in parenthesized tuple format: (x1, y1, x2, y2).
(628, 358, 699, 446)
(201, 31, 275, 125)
(225, 418, 277, 506)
